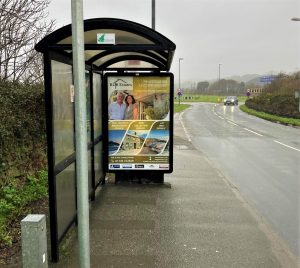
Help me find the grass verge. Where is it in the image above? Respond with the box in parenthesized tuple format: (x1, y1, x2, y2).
(174, 103, 191, 113)
(240, 104, 300, 127)
(175, 95, 247, 103)
(0, 171, 48, 248)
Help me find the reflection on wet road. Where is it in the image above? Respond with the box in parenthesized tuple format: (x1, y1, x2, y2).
(178, 102, 300, 258)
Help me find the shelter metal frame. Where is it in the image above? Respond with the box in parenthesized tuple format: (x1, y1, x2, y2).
(35, 17, 175, 262)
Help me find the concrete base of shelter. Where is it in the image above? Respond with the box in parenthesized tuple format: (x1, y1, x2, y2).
(114, 171, 165, 184)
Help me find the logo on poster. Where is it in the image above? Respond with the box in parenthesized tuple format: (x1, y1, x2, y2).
(108, 77, 133, 91)
(110, 164, 120, 168)
(159, 164, 169, 169)
(122, 164, 133, 169)
(135, 164, 144, 168)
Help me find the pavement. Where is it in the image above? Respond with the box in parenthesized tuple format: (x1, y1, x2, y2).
(48, 114, 299, 268)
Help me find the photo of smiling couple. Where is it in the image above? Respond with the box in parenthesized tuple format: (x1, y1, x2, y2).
(108, 91, 139, 120)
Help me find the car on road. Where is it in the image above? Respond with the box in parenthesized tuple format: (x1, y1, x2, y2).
(224, 96, 238, 106)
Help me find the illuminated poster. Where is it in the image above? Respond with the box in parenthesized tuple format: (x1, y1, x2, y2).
(106, 73, 173, 171)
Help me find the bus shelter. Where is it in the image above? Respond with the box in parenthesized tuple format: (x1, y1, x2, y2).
(35, 17, 176, 261)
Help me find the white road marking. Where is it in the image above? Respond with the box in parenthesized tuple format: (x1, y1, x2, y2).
(212, 105, 299, 153)
(243, 128, 263, 136)
(273, 140, 300, 152)
(179, 111, 192, 142)
(227, 120, 238, 126)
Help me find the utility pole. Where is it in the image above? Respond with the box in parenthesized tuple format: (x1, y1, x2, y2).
(152, 0, 155, 30)
(219, 63, 222, 94)
(179, 58, 183, 89)
(71, 0, 90, 267)
(291, 17, 300, 111)
(178, 58, 183, 104)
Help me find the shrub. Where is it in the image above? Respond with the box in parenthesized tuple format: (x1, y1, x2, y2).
(240, 105, 300, 127)
(0, 80, 47, 185)
(245, 94, 300, 119)
(0, 170, 48, 247)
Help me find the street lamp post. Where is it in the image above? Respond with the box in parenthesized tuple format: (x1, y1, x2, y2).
(179, 58, 183, 89)
(178, 57, 183, 104)
(152, 0, 155, 30)
(291, 17, 300, 111)
(218, 63, 222, 95)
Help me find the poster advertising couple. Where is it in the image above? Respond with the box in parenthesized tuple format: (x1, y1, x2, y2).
(107, 74, 173, 171)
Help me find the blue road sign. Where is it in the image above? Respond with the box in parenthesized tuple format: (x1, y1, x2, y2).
(260, 75, 276, 84)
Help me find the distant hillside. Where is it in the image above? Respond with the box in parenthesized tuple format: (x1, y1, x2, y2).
(214, 73, 276, 86)
(245, 76, 265, 86)
(227, 74, 260, 83)
(179, 72, 282, 89)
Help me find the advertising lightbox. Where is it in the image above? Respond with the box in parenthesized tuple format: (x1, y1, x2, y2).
(104, 73, 174, 173)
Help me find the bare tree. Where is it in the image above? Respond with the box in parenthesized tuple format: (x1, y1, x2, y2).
(0, 0, 54, 83)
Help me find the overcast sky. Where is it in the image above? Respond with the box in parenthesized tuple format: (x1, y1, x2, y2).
(47, 0, 300, 84)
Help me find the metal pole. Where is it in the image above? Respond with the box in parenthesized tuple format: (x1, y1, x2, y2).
(152, 0, 155, 30)
(179, 59, 181, 89)
(71, 1, 90, 268)
(296, 91, 300, 112)
(219, 63, 222, 94)
(291, 18, 300, 111)
(178, 58, 183, 104)
(179, 58, 183, 89)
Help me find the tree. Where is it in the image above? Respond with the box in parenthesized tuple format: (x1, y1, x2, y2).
(239, 82, 245, 93)
(0, 0, 54, 83)
(197, 81, 209, 92)
(207, 79, 244, 95)
(208, 79, 228, 94)
(264, 72, 300, 95)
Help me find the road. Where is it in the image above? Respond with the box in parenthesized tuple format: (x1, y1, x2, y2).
(177, 102, 300, 259)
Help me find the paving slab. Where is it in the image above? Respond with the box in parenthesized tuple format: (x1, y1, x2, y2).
(49, 136, 298, 268)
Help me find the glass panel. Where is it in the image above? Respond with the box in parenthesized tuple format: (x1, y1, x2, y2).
(93, 73, 102, 138)
(88, 149, 92, 194)
(51, 60, 74, 164)
(85, 71, 92, 143)
(94, 142, 103, 185)
(56, 163, 76, 239)
(58, 30, 154, 45)
(93, 52, 158, 66)
(85, 50, 105, 61)
(107, 61, 157, 69)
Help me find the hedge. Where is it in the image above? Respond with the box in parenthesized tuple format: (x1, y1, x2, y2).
(245, 94, 300, 119)
(0, 81, 47, 186)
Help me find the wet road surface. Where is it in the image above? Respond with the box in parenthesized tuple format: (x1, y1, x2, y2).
(179, 102, 300, 259)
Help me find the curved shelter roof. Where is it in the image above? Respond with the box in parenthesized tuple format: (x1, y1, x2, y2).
(35, 18, 176, 71)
